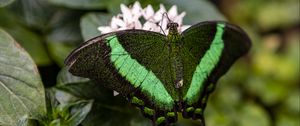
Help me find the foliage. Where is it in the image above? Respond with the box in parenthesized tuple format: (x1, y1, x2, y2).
(0, 0, 299, 126)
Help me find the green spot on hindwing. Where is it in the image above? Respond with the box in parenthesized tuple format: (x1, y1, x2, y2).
(167, 112, 176, 117)
(186, 107, 195, 112)
(156, 117, 166, 125)
(144, 107, 154, 116)
(184, 23, 225, 105)
(131, 96, 144, 106)
(195, 108, 203, 114)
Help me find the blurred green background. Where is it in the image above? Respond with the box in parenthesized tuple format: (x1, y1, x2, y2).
(0, 0, 299, 126)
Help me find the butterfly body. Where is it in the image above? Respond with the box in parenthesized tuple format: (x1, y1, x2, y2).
(65, 21, 251, 126)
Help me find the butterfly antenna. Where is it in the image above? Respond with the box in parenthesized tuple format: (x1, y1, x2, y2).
(159, 12, 170, 35)
(159, 25, 166, 36)
(145, 18, 166, 35)
(163, 12, 172, 23)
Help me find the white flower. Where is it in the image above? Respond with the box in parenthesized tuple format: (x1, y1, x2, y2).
(97, 1, 190, 34)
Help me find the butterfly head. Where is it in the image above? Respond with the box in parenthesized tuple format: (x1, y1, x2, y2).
(166, 22, 180, 43)
(160, 12, 180, 37)
(167, 22, 179, 30)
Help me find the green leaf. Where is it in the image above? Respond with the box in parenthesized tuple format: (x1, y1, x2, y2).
(56, 67, 89, 86)
(16, 115, 38, 126)
(0, 9, 52, 66)
(53, 89, 93, 126)
(65, 100, 93, 126)
(56, 68, 116, 102)
(277, 112, 299, 126)
(0, 0, 15, 7)
(47, 42, 75, 67)
(46, 11, 83, 66)
(8, 0, 54, 29)
(0, 29, 46, 126)
(46, 0, 132, 12)
(16, 116, 29, 126)
(238, 103, 270, 126)
(49, 119, 60, 126)
(82, 101, 151, 126)
(44, 88, 59, 125)
(163, 0, 225, 24)
(10, 26, 52, 66)
(42, 88, 92, 126)
(106, 0, 131, 14)
(45, 0, 107, 9)
(47, 11, 83, 44)
(55, 69, 151, 126)
(255, 1, 299, 30)
(80, 13, 112, 41)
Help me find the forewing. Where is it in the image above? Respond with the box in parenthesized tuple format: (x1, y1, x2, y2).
(65, 30, 179, 125)
(64, 32, 134, 93)
(180, 21, 251, 118)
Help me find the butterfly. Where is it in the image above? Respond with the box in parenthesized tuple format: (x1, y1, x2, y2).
(65, 20, 251, 126)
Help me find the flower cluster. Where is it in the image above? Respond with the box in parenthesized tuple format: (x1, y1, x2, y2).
(98, 1, 190, 34)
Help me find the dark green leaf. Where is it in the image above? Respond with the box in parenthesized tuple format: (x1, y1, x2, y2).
(256, 1, 299, 30)
(0, 0, 15, 7)
(163, 0, 225, 24)
(0, 9, 52, 66)
(44, 88, 59, 124)
(53, 89, 93, 126)
(45, 0, 107, 9)
(55, 69, 151, 126)
(42, 88, 92, 126)
(0, 29, 46, 126)
(16, 116, 39, 126)
(82, 101, 151, 126)
(56, 68, 94, 98)
(66, 100, 93, 126)
(47, 42, 75, 67)
(47, 11, 83, 44)
(106, 0, 131, 14)
(46, 11, 83, 66)
(8, 0, 55, 29)
(56, 67, 89, 86)
(49, 119, 60, 126)
(80, 13, 112, 41)
(238, 103, 270, 126)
